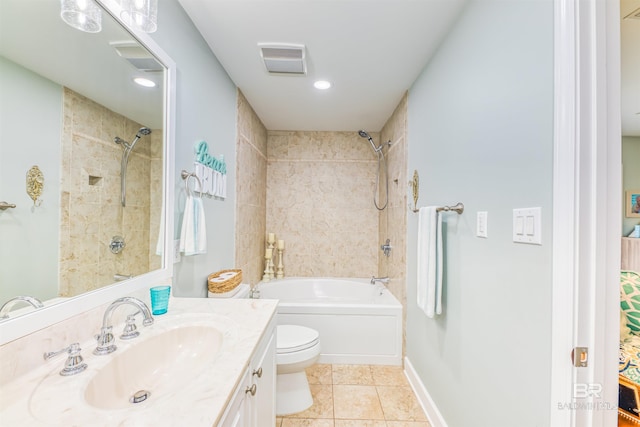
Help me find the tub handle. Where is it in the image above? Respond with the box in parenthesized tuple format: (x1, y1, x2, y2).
(245, 384, 257, 396)
(252, 367, 263, 378)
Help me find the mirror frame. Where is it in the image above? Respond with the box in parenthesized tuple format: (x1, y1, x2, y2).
(0, 0, 176, 345)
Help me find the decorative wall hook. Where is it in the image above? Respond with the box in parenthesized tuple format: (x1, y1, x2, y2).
(411, 170, 419, 212)
(26, 165, 44, 207)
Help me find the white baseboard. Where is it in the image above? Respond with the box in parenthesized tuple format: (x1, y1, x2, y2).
(317, 354, 402, 366)
(403, 356, 448, 427)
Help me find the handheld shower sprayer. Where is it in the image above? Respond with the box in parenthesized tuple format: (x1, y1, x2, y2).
(358, 130, 389, 210)
(114, 127, 152, 207)
(358, 130, 383, 153)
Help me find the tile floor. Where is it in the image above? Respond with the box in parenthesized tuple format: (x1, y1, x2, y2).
(275, 364, 431, 427)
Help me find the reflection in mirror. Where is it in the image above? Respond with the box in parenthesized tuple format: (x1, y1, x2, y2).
(0, 0, 166, 316)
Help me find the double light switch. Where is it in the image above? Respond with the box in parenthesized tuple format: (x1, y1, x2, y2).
(513, 207, 541, 245)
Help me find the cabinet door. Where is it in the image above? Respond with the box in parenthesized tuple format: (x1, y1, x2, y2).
(218, 369, 250, 427)
(249, 326, 276, 426)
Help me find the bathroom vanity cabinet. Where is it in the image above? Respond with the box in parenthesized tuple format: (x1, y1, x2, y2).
(218, 317, 276, 427)
(0, 296, 279, 427)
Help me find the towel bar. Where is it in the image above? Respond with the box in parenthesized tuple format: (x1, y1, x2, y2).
(412, 202, 464, 214)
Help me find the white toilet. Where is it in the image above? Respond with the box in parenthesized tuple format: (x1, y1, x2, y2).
(276, 324, 321, 416)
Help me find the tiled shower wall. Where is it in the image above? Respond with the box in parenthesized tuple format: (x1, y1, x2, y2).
(59, 88, 162, 297)
(378, 92, 408, 353)
(235, 90, 268, 286)
(265, 131, 380, 277)
(234, 93, 408, 355)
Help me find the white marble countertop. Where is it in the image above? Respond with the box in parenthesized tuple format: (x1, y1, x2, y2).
(0, 297, 278, 427)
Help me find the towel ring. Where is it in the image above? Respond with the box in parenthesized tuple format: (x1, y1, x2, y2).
(180, 170, 202, 198)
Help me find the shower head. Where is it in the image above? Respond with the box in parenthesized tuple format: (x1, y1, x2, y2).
(137, 127, 152, 137)
(358, 129, 381, 153)
(115, 127, 151, 152)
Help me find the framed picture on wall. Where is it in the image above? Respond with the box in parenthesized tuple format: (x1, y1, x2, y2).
(626, 190, 640, 218)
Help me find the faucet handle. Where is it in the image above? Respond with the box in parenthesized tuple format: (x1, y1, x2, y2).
(120, 314, 140, 340)
(94, 326, 117, 355)
(44, 342, 87, 376)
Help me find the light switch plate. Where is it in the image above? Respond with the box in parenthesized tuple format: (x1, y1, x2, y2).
(476, 211, 488, 238)
(513, 207, 542, 245)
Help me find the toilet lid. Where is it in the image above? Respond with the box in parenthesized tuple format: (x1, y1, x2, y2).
(277, 325, 320, 354)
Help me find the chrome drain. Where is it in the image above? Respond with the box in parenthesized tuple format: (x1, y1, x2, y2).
(130, 390, 151, 404)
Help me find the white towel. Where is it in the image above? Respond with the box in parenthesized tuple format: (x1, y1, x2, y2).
(417, 206, 443, 318)
(179, 193, 207, 256)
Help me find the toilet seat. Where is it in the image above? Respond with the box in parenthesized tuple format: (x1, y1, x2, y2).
(277, 325, 319, 354)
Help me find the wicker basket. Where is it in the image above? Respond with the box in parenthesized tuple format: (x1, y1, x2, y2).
(208, 269, 242, 294)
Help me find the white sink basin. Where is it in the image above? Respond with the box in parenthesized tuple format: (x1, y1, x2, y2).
(27, 314, 236, 425)
(84, 324, 224, 410)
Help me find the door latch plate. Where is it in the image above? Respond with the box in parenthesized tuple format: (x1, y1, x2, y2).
(572, 347, 588, 367)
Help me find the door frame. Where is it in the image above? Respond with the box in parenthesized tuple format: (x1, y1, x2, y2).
(551, 0, 622, 426)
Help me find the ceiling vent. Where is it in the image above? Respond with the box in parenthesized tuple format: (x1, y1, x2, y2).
(110, 41, 163, 72)
(624, 6, 640, 19)
(259, 43, 306, 75)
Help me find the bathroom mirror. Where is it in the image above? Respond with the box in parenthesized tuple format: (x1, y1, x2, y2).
(0, 0, 175, 341)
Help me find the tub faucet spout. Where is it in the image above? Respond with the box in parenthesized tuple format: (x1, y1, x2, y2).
(370, 276, 389, 285)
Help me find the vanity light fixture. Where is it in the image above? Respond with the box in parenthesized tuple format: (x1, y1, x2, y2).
(133, 77, 156, 88)
(120, 0, 158, 33)
(60, 0, 102, 33)
(314, 80, 332, 90)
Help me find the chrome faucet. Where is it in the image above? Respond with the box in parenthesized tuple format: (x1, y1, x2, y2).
(0, 295, 44, 320)
(370, 276, 390, 285)
(94, 297, 154, 355)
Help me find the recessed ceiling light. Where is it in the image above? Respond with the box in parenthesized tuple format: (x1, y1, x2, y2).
(134, 77, 156, 88)
(314, 80, 331, 90)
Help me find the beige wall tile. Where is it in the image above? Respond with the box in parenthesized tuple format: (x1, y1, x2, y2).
(378, 93, 408, 361)
(266, 131, 380, 278)
(235, 90, 268, 286)
(59, 88, 159, 296)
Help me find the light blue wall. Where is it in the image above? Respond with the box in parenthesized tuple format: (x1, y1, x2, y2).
(0, 57, 62, 303)
(150, 0, 238, 297)
(406, 1, 553, 426)
(623, 136, 640, 235)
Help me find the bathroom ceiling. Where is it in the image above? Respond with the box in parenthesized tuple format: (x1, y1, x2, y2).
(0, 0, 163, 129)
(177, 0, 467, 132)
(179, 0, 640, 136)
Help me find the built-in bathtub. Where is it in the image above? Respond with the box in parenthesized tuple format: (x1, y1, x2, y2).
(258, 277, 402, 365)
